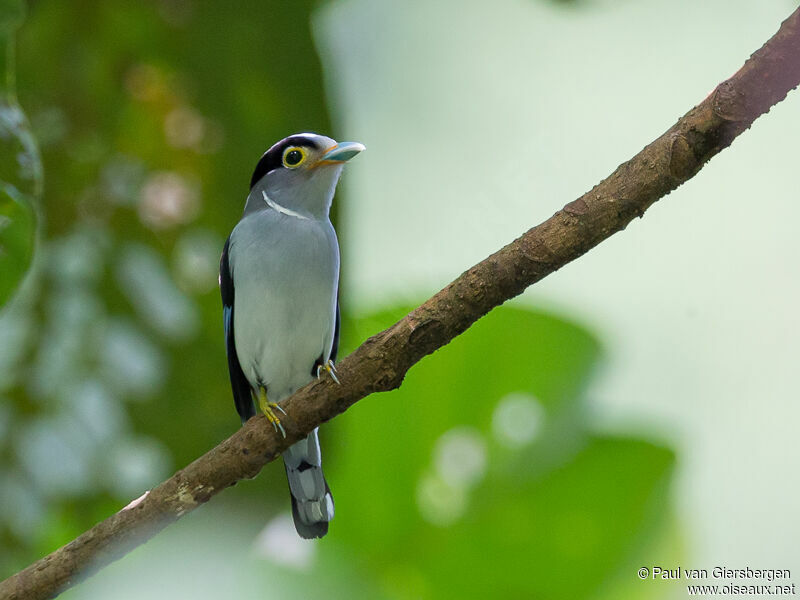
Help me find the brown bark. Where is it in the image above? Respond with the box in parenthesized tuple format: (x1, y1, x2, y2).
(2, 7, 799, 600)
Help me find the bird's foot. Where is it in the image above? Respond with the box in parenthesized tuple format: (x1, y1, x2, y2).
(316, 360, 340, 384)
(258, 387, 286, 438)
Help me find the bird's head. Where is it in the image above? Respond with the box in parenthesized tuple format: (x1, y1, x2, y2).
(245, 132, 365, 219)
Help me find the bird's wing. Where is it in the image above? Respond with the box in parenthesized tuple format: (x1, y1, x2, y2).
(220, 235, 255, 423)
(311, 289, 341, 377)
(331, 292, 341, 362)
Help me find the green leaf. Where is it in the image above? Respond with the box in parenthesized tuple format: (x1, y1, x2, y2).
(330, 305, 602, 559)
(0, 8, 42, 310)
(0, 0, 25, 35)
(419, 436, 675, 599)
(326, 305, 675, 600)
(0, 183, 35, 308)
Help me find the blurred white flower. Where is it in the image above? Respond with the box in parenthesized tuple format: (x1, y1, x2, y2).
(0, 471, 44, 538)
(103, 436, 172, 498)
(416, 426, 488, 526)
(164, 106, 225, 154)
(416, 470, 467, 527)
(116, 243, 200, 341)
(138, 171, 200, 230)
(492, 392, 544, 449)
(101, 155, 146, 207)
(434, 426, 487, 488)
(15, 418, 92, 496)
(253, 513, 316, 569)
(164, 106, 205, 149)
(98, 318, 166, 398)
(64, 379, 127, 444)
(172, 229, 224, 294)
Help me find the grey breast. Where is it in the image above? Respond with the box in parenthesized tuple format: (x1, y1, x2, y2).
(228, 208, 340, 401)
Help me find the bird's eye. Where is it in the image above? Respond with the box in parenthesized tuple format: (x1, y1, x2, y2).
(282, 147, 307, 168)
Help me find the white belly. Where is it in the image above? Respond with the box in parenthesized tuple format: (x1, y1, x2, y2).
(230, 210, 339, 401)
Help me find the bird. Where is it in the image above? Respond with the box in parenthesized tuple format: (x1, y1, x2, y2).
(219, 132, 364, 538)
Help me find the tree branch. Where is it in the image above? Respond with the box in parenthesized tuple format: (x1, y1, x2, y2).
(3, 7, 800, 600)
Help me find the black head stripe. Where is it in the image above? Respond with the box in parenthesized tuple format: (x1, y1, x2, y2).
(249, 133, 322, 189)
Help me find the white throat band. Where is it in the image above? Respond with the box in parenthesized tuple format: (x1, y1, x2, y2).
(262, 190, 309, 220)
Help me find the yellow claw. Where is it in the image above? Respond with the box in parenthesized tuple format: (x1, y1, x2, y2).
(316, 360, 340, 384)
(258, 386, 286, 438)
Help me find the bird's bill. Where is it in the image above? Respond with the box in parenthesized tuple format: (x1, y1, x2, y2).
(318, 141, 366, 165)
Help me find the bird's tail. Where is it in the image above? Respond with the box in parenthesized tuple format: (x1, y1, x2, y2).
(283, 427, 334, 539)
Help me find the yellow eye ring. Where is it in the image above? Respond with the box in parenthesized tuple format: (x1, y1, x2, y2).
(282, 146, 307, 168)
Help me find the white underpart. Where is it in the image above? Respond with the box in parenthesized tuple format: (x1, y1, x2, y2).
(234, 179, 340, 536)
(231, 209, 337, 400)
(262, 190, 309, 220)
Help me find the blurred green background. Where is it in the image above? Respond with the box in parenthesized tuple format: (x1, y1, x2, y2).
(2, 1, 797, 599)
